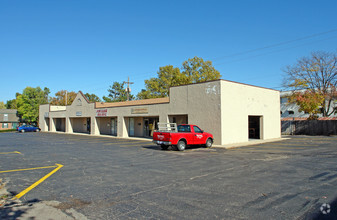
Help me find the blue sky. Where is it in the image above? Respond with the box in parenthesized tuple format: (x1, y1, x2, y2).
(1, 0, 337, 102)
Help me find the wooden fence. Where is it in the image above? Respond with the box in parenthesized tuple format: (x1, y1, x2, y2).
(281, 119, 337, 135)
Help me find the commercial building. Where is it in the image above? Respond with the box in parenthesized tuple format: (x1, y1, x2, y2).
(0, 109, 19, 130)
(280, 90, 337, 119)
(39, 80, 281, 145)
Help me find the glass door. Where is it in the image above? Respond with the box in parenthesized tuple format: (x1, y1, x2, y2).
(111, 118, 117, 135)
(143, 119, 149, 137)
(129, 118, 135, 136)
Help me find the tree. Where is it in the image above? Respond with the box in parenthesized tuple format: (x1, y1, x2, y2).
(289, 90, 324, 120)
(50, 90, 77, 106)
(85, 93, 101, 102)
(182, 56, 221, 83)
(137, 65, 185, 99)
(16, 87, 50, 122)
(137, 57, 221, 99)
(43, 87, 50, 103)
(6, 99, 17, 109)
(283, 51, 337, 117)
(6, 93, 21, 109)
(103, 82, 134, 102)
(0, 101, 5, 109)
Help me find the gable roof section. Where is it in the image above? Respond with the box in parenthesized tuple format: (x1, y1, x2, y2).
(70, 91, 91, 107)
(78, 91, 90, 103)
(95, 97, 170, 108)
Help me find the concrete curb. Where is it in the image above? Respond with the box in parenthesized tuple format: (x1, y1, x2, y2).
(213, 137, 290, 149)
(43, 131, 153, 142)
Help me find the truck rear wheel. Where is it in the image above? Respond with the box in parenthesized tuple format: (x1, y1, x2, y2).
(177, 140, 186, 151)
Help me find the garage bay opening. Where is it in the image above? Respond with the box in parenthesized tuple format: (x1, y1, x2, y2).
(249, 116, 262, 139)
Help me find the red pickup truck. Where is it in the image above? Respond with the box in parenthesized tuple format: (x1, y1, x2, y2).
(153, 124, 214, 151)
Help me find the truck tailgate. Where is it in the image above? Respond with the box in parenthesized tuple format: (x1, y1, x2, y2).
(153, 132, 171, 145)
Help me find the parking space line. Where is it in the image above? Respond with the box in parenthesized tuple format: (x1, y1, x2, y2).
(13, 163, 64, 199)
(0, 151, 21, 155)
(0, 165, 58, 174)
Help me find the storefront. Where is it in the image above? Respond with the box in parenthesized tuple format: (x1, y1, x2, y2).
(40, 80, 281, 145)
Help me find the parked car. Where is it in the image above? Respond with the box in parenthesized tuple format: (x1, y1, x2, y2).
(17, 125, 41, 133)
(153, 123, 214, 151)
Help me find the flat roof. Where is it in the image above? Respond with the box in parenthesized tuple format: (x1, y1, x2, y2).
(95, 97, 170, 108)
(170, 79, 279, 92)
(0, 109, 17, 114)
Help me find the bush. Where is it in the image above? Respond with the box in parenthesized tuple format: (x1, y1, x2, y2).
(0, 129, 16, 133)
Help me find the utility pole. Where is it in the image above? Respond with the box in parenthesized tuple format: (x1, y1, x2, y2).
(65, 90, 68, 106)
(124, 77, 134, 101)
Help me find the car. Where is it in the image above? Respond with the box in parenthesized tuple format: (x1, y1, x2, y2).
(17, 125, 41, 133)
(153, 123, 214, 151)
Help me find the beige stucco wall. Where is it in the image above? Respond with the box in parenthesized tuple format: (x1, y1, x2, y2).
(220, 81, 281, 145)
(39, 104, 50, 131)
(134, 117, 143, 137)
(96, 117, 114, 135)
(171, 81, 222, 144)
(71, 118, 88, 133)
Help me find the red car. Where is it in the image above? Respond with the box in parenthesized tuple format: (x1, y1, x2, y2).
(153, 124, 214, 151)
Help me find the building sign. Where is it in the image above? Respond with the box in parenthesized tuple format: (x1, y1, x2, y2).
(131, 108, 148, 114)
(76, 111, 82, 116)
(96, 109, 107, 117)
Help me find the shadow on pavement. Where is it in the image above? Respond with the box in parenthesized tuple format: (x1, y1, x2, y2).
(0, 197, 41, 220)
(303, 197, 337, 220)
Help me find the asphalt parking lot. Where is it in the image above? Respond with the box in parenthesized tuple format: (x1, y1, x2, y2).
(0, 132, 337, 219)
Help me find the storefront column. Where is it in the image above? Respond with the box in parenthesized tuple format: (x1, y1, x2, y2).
(66, 117, 73, 133)
(50, 118, 56, 132)
(117, 116, 128, 138)
(91, 116, 100, 135)
(159, 114, 169, 124)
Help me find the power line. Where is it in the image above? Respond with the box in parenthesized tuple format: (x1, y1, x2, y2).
(214, 35, 337, 66)
(212, 28, 337, 61)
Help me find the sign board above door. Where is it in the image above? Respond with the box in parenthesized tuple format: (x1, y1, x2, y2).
(131, 108, 148, 114)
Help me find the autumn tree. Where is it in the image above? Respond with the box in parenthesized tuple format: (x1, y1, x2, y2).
(16, 87, 50, 122)
(85, 93, 101, 102)
(0, 101, 5, 109)
(137, 57, 221, 99)
(289, 90, 324, 120)
(50, 90, 77, 106)
(103, 82, 134, 102)
(283, 51, 337, 117)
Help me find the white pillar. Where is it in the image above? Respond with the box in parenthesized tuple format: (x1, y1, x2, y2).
(66, 117, 73, 133)
(159, 114, 169, 123)
(50, 118, 56, 132)
(91, 116, 100, 135)
(117, 116, 128, 138)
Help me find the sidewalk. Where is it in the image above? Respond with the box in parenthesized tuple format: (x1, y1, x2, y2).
(47, 131, 153, 142)
(213, 137, 289, 149)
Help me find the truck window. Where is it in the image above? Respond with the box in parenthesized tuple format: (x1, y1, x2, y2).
(193, 126, 202, 133)
(177, 125, 191, 132)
